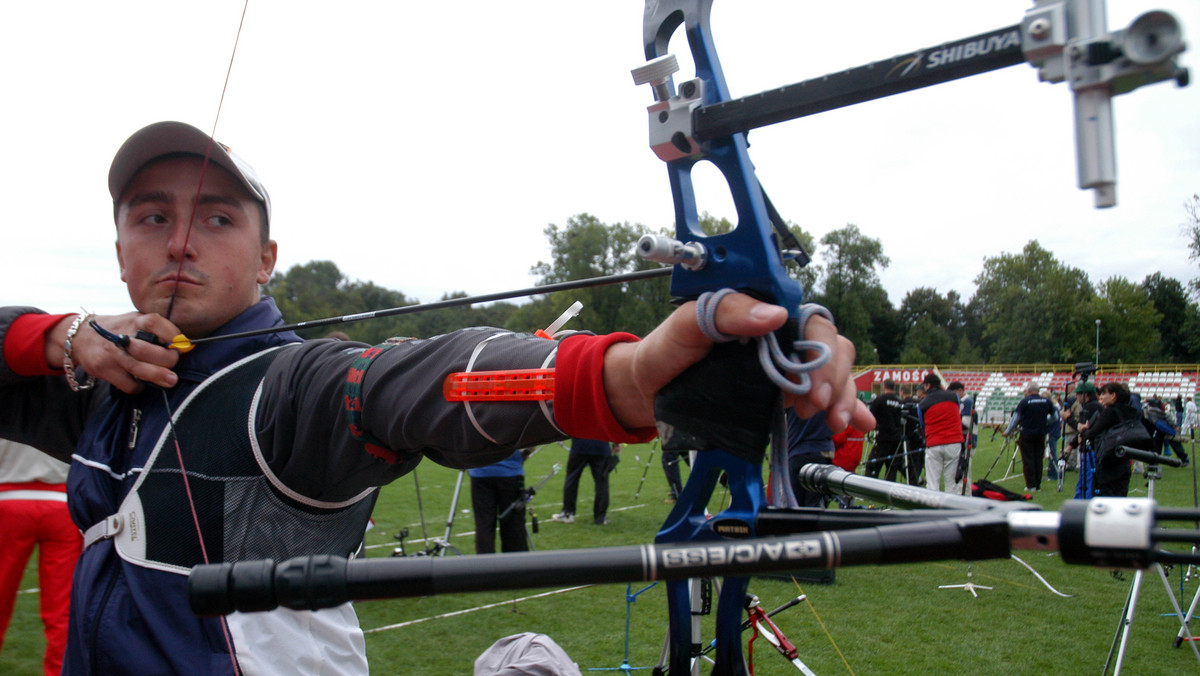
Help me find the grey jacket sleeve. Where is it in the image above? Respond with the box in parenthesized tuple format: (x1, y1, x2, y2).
(254, 328, 565, 502)
(0, 306, 100, 462)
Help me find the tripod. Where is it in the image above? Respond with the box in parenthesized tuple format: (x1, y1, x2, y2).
(392, 469, 464, 557)
(588, 582, 660, 674)
(955, 414, 978, 497)
(1056, 443, 1071, 493)
(497, 463, 561, 551)
(1104, 462, 1200, 675)
(1187, 432, 1200, 583)
(982, 426, 1020, 483)
(1176, 433, 1200, 643)
(939, 563, 992, 598)
(898, 406, 924, 486)
(633, 440, 660, 500)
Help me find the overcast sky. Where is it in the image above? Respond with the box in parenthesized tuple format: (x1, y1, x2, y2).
(1, 1, 1196, 322)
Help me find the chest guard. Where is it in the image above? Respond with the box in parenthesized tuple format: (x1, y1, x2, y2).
(98, 345, 376, 575)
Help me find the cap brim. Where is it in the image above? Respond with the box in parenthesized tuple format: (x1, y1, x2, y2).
(108, 121, 270, 222)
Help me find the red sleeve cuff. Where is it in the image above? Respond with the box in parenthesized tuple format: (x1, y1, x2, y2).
(4, 313, 71, 377)
(554, 332, 657, 444)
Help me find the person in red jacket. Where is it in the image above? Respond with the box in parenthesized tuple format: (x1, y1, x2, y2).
(918, 373, 964, 494)
(0, 439, 82, 676)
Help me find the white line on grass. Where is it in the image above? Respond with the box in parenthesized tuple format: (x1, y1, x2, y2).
(364, 585, 594, 633)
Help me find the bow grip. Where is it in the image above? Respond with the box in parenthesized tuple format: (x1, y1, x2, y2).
(653, 317, 798, 462)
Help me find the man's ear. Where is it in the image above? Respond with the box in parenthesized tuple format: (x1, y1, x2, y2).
(116, 240, 127, 282)
(257, 240, 278, 285)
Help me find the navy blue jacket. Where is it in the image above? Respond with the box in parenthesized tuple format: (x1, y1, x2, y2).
(1, 298, 565, 674)
(1011, 394, 1056, 436)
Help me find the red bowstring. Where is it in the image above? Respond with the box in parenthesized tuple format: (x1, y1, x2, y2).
(161, 2, 251, 674)
(164, 0, 250, 320)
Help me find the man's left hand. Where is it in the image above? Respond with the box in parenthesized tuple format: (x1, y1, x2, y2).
(601, 293, 874, 435)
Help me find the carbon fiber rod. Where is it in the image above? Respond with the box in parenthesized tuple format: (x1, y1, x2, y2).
(189, 516, 1007, 616)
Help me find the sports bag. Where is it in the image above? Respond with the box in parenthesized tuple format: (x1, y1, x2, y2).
(1096, 414, 1151, 466)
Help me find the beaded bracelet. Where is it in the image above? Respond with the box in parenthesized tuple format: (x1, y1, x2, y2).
(63, 313, 96, 391)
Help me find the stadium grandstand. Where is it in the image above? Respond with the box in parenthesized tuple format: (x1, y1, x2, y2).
(854, 366, 1199, 424)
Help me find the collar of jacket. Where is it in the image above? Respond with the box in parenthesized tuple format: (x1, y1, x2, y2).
(172, 296, 302, 385)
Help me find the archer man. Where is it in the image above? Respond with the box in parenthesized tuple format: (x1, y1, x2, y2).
(0, 121, 872, 675)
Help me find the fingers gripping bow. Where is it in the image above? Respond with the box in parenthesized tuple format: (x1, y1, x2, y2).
(696, 289, 833, 397)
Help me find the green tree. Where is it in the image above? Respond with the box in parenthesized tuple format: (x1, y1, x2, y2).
(263, 261, 521, 343)
(971, 241, 1094, 362)
(263, 261, 418, 343)
(1142, 272, 1195, 361)
(785, 223, 820, 296)
(865, 286, 903, 364)
(527, 213, 670, 336)
(959, 298, 988, 360)
(1086, 276, 1163, 364)
(406, 291, 491, 339)
(898, 315, 953, 363)
(900, 287, 957, 330)
(266, 260, 348, 322)
(950, 335, 985, 364)
(897, 287, 978, 365)
(1184, 194, 1200, 296)
(811, 224, 893, 363)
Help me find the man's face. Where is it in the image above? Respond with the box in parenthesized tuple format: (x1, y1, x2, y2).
(116, 156, 276, 338)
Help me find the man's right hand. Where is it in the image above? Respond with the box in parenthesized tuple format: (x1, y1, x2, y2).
(46, 312, 181, 393)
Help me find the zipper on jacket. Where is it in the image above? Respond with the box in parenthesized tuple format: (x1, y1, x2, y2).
(128, 407, 141, 450)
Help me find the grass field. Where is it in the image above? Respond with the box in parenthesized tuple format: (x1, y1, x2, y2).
(4, 433, 1200, 675)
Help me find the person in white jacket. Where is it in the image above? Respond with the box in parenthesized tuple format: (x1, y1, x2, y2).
(1184, 397, 1198, 438)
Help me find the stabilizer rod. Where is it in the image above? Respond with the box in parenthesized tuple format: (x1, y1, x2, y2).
(189, 516, 1006, 616)
(1118, 445, 1183, 468)
(188, 466, 1200, 616)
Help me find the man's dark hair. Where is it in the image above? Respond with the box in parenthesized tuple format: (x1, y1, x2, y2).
(923, 373, 942, 390)
(883, 378, 896, 390)
(948, 381, 964, 392)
